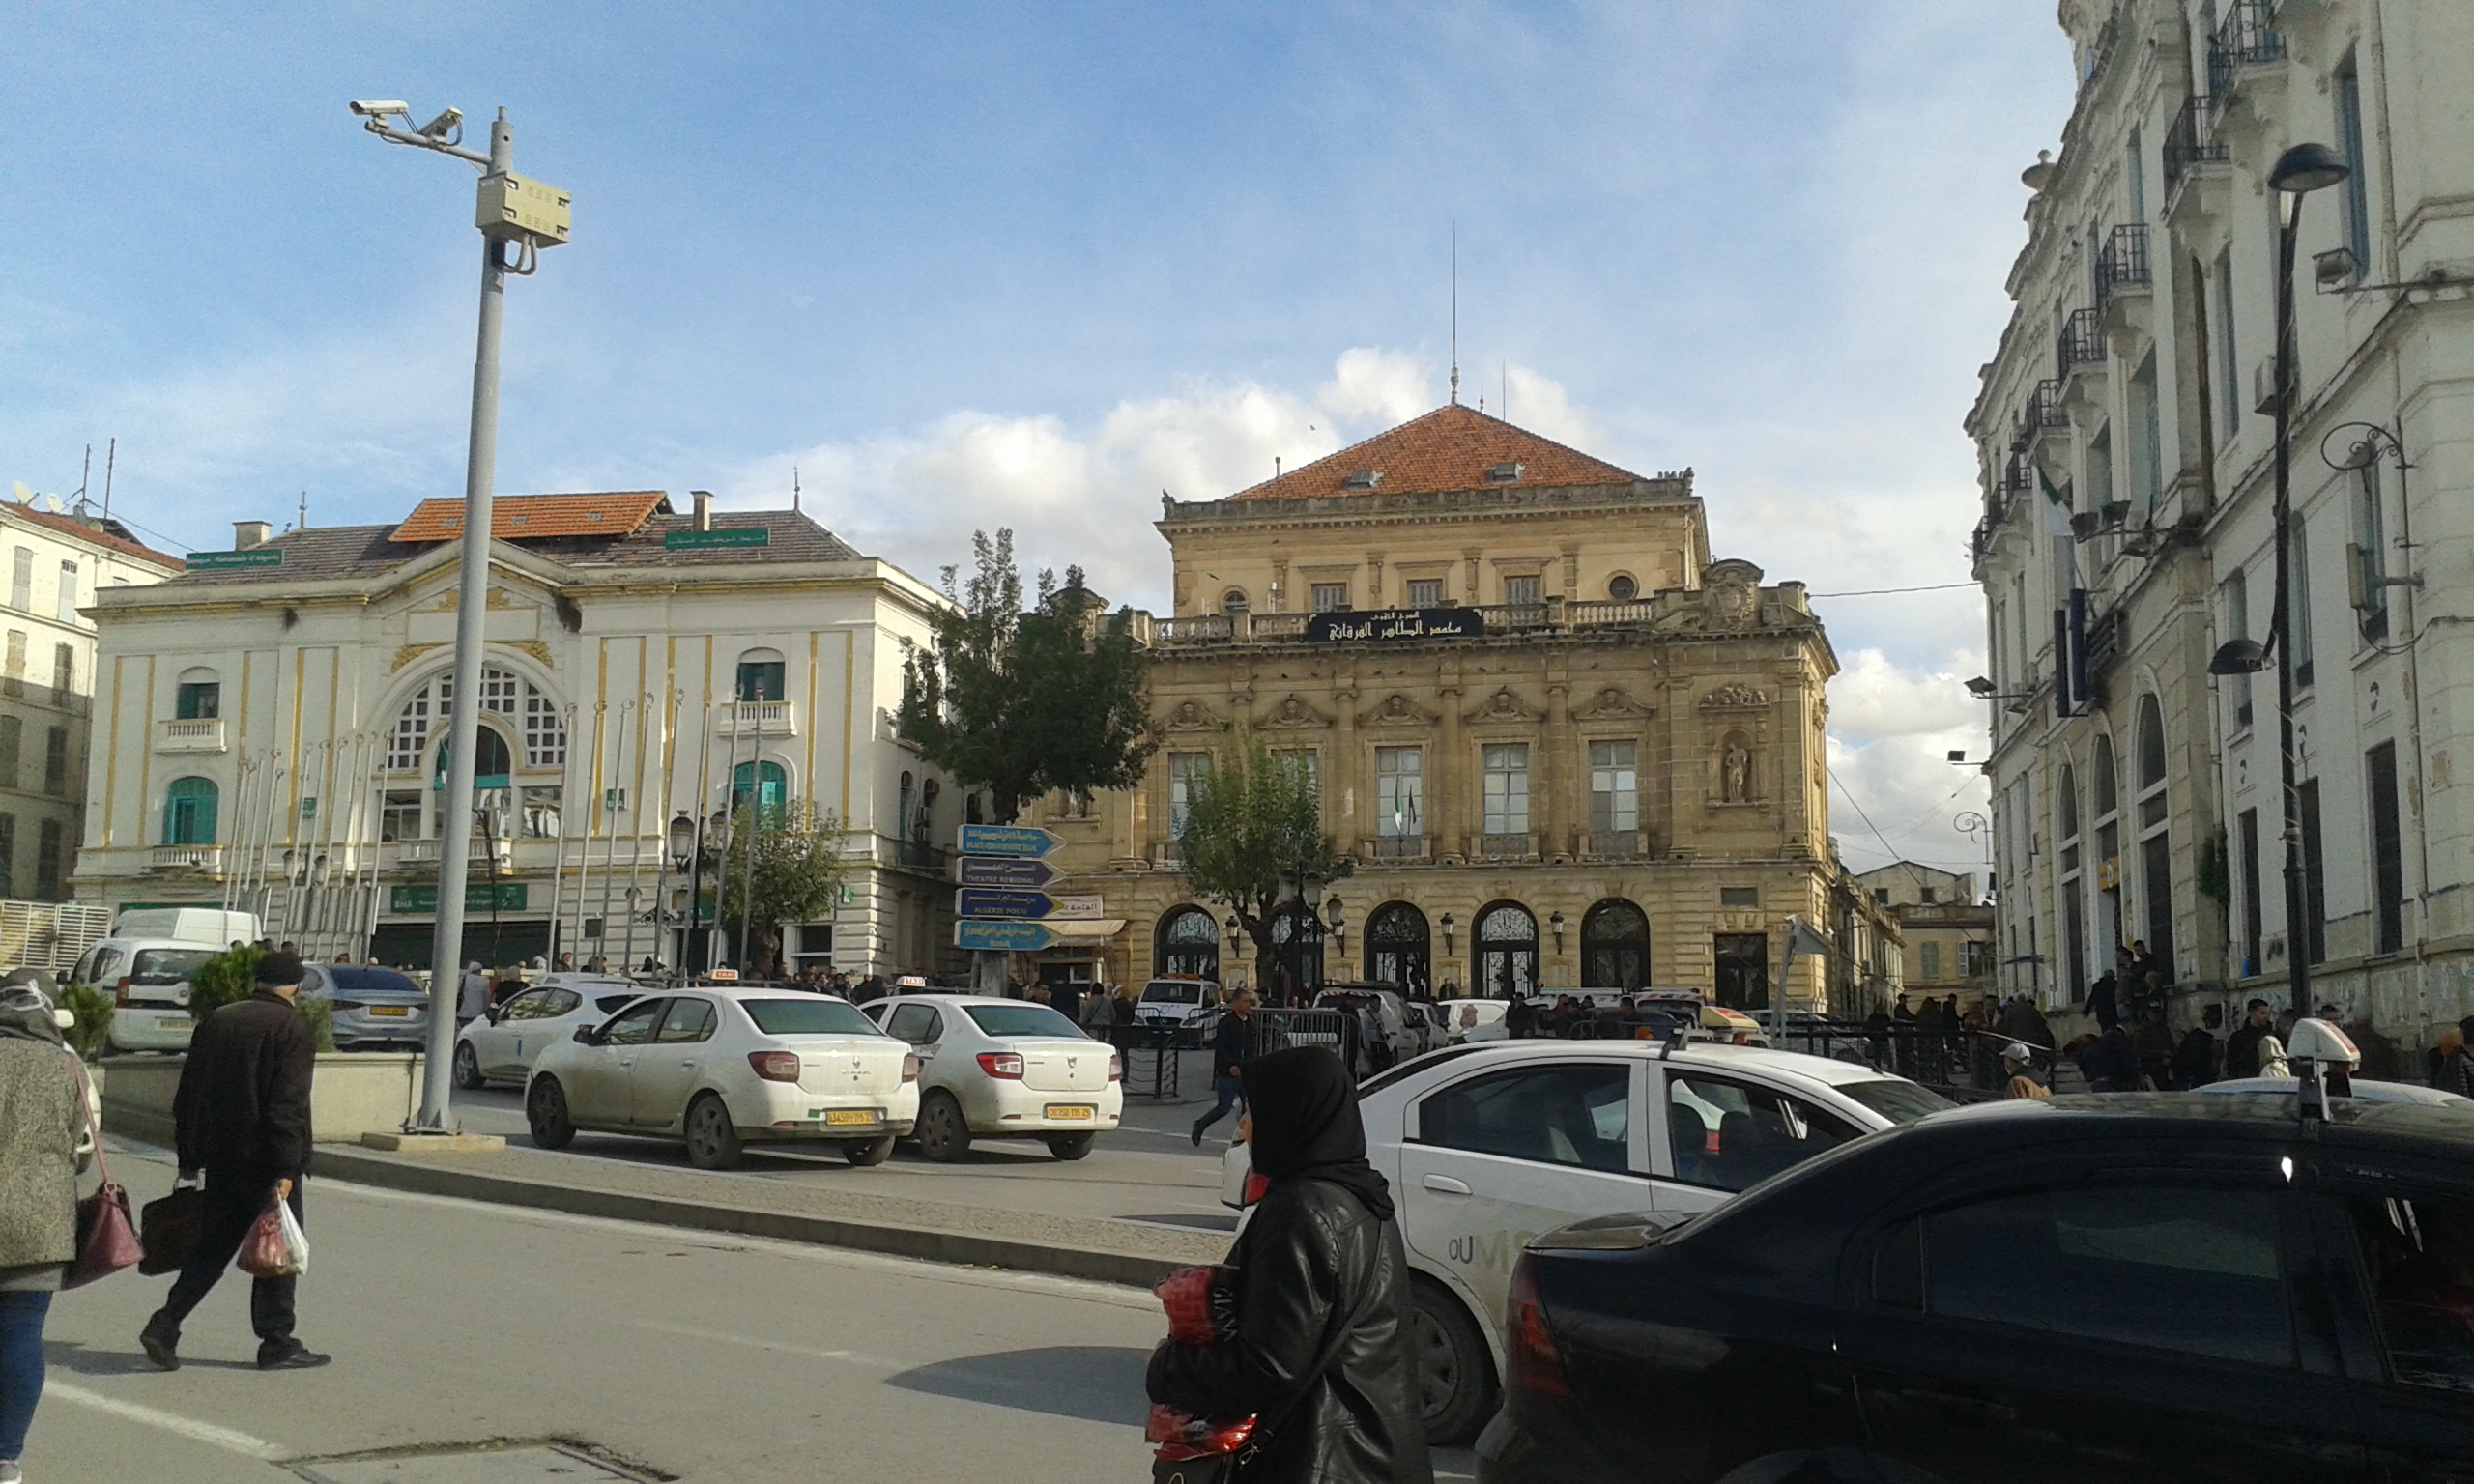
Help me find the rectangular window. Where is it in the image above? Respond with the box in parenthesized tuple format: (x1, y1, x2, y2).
(522, 785, 563, 840)
(2130, 354, 2164, 510)
(9, 549, 29, 612)
(2238, 808, 2263, 977)
(0, 813, 13, 896)
(2, 630, 21, 697)
(1405, 577, 1444, 609)
(1166, 752, 1209, 837)
(2125, 125, 2145, 220)
(43, 727, 67, 796)
(1719, 886, 1759, 908)
(2368, 742, 2403, 955)
(1920, 941, 1942, 981)
(2336, 55, 2372, 280)
(2215, 247, 2241, 442)
(2354, 463, 2389, 642)
(55, 561, 78, 623)
(1503, 574, 1542, 607)
(380, 789, 422, 843)
(0, 716, 16, 789)
(734, 661, 786, 702)
(1481, 743, 1529, 835)
(2223, 569, 2252, 728)
(2292, 520, 2316, 688)
(1588, 741, 1638, 832)
(2299, 778, 2327, 965)
(51, 643, 72, 702)
(1273, 748, 1318, 800)
(2085, 425, 2114, 518)
(34, 818, 61, 899)
(175, 681, 220, 720)
(1374, 746, 1423, 837)
(1309, 583, 1348, 614)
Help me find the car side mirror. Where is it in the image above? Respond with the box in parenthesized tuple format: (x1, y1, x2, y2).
(572, 1024, 601, 1045)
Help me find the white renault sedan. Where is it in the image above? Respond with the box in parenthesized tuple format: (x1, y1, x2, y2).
(865, 993, 1122, 1161)
(525, 989, 920, 1170)
(454, 982, 651, 1089)
(1219, 1038, 1950, 1446)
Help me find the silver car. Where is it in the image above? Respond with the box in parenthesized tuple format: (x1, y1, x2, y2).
(300, 963, 431, 1051)
(455, 982, 650, 1089)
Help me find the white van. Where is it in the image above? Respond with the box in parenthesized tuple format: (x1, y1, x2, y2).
(1134, 977, 1222, 1046)
(77, 909, 258, 1054)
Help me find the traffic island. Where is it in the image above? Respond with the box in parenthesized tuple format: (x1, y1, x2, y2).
(360, 1131, 507, 1154)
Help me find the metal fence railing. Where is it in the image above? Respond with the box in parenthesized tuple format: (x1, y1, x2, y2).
(1765, 1018, 2064, 1100)
(1245, 1008, 1365, 1077)
(1119, 1024, 1185, 1099)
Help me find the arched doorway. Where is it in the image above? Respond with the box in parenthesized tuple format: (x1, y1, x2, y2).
(1268, 901, 1325, 1003)
(1475, 900, 1539, 1000)
(1580, 899, 1651, 989)
(1155, 905, 1221, 981)
(1365, 901, 1430, 996)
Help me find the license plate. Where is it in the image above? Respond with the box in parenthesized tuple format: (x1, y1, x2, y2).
(822, 1109, 877, 1127)
(368, 1006, 410, 1017)
(1044, 1104, 1095, 1121)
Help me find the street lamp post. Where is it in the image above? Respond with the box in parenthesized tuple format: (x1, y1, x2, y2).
(2214, 141, 2349, 1024)
(350, 100, 570, 1131)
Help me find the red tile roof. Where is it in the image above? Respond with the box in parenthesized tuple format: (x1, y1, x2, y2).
(0, 504, 185, 569)
(1226, 404, 1642, 500)
(391, 491, 672, 543)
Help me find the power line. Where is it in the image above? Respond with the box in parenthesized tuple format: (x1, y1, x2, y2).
(1806, 581, 1978, 598)
(1827, 761, 1908, 867)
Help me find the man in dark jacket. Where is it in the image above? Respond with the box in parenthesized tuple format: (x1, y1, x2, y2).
(1190, 988, 1255, 1146)
(2223, 998, 2275, 1080)
(141, 951, 328, 1372)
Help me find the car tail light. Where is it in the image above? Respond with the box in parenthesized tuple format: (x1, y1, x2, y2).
(115, 977, 131, 1008)
(1108, 1053, 1123, 1082)
(747, 1050, 803, 1082)
(977, 1051, 1023, 1079)
(1242, 1171, 1270, 1207)
(1508, 1258, 1569, 1397)
(901, 1053, 921, 1083)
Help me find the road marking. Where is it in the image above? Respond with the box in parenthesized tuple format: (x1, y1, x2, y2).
(44, 1380, 286, 1459)
(629, 1318, 902, 1369)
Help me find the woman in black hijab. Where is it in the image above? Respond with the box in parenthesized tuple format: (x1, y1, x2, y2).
(1148, 1046, 1431, 1483)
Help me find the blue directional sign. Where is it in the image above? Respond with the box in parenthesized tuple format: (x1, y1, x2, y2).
(956, 857, 1059, 889)
(955, 919, 1056, 953)
(956, 824, 1062, 859)
(958, 887, 1053, 919)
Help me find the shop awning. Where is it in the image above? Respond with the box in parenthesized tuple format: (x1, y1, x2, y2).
(1041, 918, 1127, 943)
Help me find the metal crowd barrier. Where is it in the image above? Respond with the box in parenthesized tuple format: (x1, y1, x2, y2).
(1244, 1008, 1365, 1077)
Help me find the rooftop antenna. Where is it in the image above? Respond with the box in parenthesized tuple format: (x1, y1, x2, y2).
(1274, 455, 1282, 480)
(792, 465, 802, 513)
(1449, 222, 1460, 407)
(299, 490, 308, 530)
(101, 439, 115, 518)
(75, 445, 91, 512)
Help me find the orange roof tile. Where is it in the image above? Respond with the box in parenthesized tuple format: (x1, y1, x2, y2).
(1226, 404, 1642, 500)
(391, 491, 672, 543)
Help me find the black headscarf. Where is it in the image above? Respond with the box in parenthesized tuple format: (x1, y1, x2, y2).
(1245, 1046, 1394, 1221)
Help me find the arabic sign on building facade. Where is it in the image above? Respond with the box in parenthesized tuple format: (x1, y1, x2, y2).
(1304, 607, 1487, 643)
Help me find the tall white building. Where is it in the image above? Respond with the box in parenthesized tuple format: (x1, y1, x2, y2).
(74, 490, 964, 976)
(0, 500, 184, 900)
(1970, 1, 2473, 1049)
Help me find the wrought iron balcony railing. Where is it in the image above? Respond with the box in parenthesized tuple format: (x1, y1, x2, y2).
(2163, 96, 2229, 190)
(2095, 223, 2150, 306)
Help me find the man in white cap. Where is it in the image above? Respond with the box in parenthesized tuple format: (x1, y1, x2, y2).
(2001, 1042, 2049, 1099)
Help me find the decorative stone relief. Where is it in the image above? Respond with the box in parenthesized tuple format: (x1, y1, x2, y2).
(1462, 686, 1541, 725)
(1699, 683, 1769, 710)
(1165, 699, 1227, 731)
(1572, 685, 1653, 721)
(1258, 694, 1333, 729)
(1718, 728, 1756, 803)
(1701, 557, 1765, 631)
(1358, 693, 1434, 728)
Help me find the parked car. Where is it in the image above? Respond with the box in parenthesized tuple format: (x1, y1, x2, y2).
(1133, 976, 1222, 1046)
(456, 983, 650, 1089)
(524, 989, 919, 1170)
(76, 938, 220, 1053)
(1220, 1037, 1951, 1444)
(1482, 1092, 2474, 1484)
(1312, 985, 1421, 1071)
(298, 962, 430, 1051)
(865, 993, 1123, 1161)
(1435, 997, 1509, 1043)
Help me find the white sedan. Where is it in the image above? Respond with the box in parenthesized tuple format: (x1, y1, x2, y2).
(1219, 1039, 1951, 1446)
(864, 993, 1122, 1161)
(525, 988, 920, 1170)
(454, 982, 649, 1089)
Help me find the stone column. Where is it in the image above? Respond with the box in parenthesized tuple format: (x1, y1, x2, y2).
(1543, 668, 1572, 862)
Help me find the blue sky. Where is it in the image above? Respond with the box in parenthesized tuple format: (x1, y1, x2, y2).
(1, 3, 2075, 874)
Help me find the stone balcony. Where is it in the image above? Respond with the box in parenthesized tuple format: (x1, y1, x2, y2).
(147, 844, 222, 873)
(717, 699, 798, 736)
(156, 717, 227, 754)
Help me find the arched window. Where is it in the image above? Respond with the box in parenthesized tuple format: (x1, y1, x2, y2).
(1222, 590, 1248, 616)
(1475, 900, 1539, 1000)
(163, 777, 218, 845)
(1156, 905, 1221, 981)
(174, 666, 220, 721)
(388, 668, 564, 771)
(1268, 901, 1325, 998)
(1580, 899, 1651, 990)
(2136, 694, 2167, 791)
(434, 726, 514, 788)
(733, 760, 789, 820)
(2091, 734, 2118, 818)
(2057, 763, 2080, 842)
(1365, 901, 1430, 995)
(736, 646, 787, 702)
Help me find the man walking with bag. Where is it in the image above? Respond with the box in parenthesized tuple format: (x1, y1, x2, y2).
(140, 951, 329, 1372)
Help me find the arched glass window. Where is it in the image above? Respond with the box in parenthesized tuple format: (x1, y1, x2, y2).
(1156, 905, 1221, 981)
(2092, 734, 2118, 817)
(434, 727, 514, 788)
(1475, 900, 1539, 1000)
(733, 760, 789, 820)
(1365, 901, 1430, 995)
(163, 776, 218, 845)
(2057, 764, 2080, 841)
(1222, 590, 1248, 616)
(1580, 899, 1651, 990)
(736, 646, 787, 702)
(388, 668, 564, 770)
(2136, 695, 2167, 792)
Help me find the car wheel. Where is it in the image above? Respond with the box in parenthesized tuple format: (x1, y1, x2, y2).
(1047, 1132, 1095, 1161)
(683, 1094, 743, 1171)
(1409, 1277, 1498, 1447)
(453, 1042, 486, 1091)
(843, 1134, 896, 1167)
(916, 1091, 971, 1162)
(526, 1077, 576, 1150)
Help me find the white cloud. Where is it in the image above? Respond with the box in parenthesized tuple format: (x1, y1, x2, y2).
(1318, 348, 1431, 425)
(1499, 364, 1601, 450)
(1827, 647, 1976, 740)
(1822, 642, 1992, 876)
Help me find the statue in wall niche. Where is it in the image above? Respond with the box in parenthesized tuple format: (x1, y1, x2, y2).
(1721, 738, 1754, 803)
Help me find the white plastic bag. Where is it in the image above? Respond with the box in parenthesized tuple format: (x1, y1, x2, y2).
(277, 1199, 309, 1277)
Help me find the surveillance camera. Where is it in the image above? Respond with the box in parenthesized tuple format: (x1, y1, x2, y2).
(417, 106, 463, 139)
(348, 100, 412, 119)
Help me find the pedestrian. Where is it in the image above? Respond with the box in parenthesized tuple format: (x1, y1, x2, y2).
(1109, 984, 1138, 1056)
(1147, 1046, 1431, 1484)
(1049, 981, 1082, 1027)
(456, 961, 490, 1028)
(556, 952, 576, 972)
(1, 978, 83, 1484)
(140, 951, 329, 1373)
(1863, 1005, 1891, 1070)
(1191, 989, 1256, 1146)
(2169, 1020, 2221, 1089)
(2223, 999, 2275, 1079)
(1504, 994, 1534, 1041)
(2438, 1016, 2474, 1099)
(2131, 1000, 2175, 1090)
(1999, 1042, 2048, 1099)
(2086, 968, 2120, 1033)
(2256, 1031, 2292, 1080)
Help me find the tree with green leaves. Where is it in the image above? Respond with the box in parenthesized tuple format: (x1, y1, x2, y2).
(717, 798, 850, 973)
(1175, 728, 1347, 996)
(896, 529, 1156, 824)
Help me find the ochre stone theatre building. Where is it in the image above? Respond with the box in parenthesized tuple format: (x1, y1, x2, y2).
(1027, 404, 1894, 1011)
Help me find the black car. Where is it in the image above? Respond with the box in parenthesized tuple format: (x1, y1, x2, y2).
(1482, 1094, 2474, 1484)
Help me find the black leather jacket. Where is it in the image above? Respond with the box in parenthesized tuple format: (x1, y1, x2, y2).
(1148, 1177, 1433, 1483)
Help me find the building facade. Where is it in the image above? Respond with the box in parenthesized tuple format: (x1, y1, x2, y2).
(1856, 862, 1996, 1008)
(1970, 1, 2473, 1048)
(1025, 405, 1898, 1012)
(75, 491, 963, 976)
(0, 501, 184, 901)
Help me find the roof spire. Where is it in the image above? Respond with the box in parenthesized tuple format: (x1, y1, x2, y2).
(1449, 221, 1460, 406)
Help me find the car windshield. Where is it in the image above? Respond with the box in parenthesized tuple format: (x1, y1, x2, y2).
(964, 1004, 1088, 1039)
(129, 949, 214, 984)
(1834, 1078, 1958, 1125)
(326, 966, 420, 995)
(740, 999, 880, 1037)
(1141, 983, 1202, 1005)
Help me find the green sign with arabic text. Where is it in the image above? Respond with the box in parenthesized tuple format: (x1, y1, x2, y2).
(389, 882, 529, 914)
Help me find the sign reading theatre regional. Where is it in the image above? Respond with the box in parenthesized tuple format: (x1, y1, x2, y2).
(662, 527, 770, 551)
(955, 824, 1062, 858)
(955, 857, 1058, 889)
(1305, 607, 1484, 644)
(185, 548, 286, 570)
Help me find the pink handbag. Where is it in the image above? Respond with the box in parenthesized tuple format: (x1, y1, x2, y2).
(64, 1053, 143, 1289)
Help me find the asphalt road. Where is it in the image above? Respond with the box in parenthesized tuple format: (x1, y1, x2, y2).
(35, 1139, 1477, 1483)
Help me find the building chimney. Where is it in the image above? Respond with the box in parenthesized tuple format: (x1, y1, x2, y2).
(691, 490, 713, 532)
(233, 520, 272, 550)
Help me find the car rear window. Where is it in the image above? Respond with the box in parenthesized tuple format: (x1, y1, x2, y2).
(326, 966, 420, 994)
(593, 994, 643, 1014)
(740, 998, 880, 1037)
(1835, 1079, 1958, 1126)
(130, 949, 213, 984)
(964, 1004, 1088, 1039)
(1142, 983, 1203, 1004)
